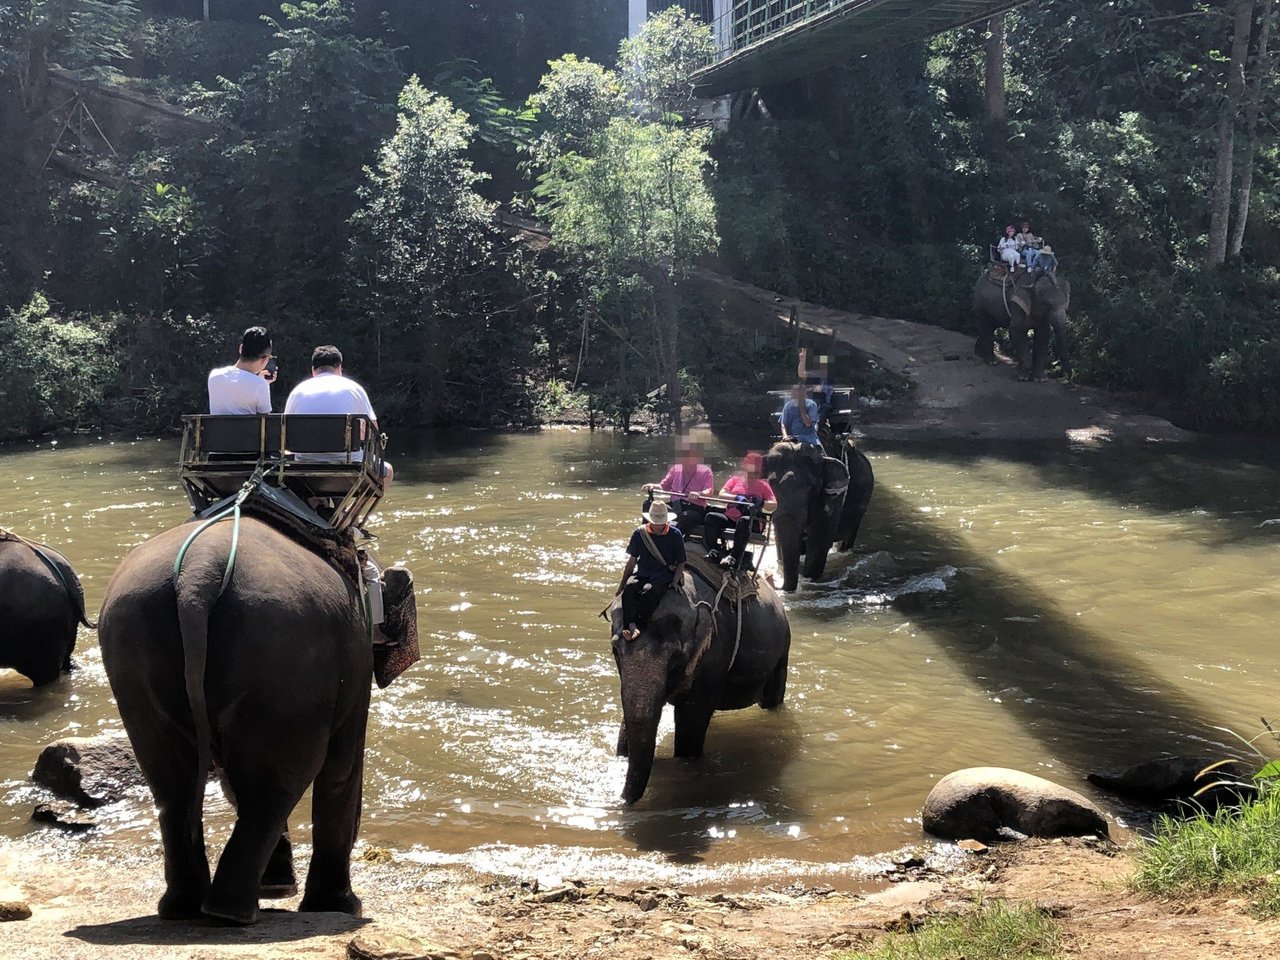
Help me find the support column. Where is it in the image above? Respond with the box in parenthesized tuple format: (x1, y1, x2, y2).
(628, 0, 647, 36)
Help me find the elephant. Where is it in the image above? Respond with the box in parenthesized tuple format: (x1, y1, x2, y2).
(764, 441, 867, 592)
(972, 270, 1073, 382)
(609, 567, 790, 804)
(822, 434, 875, 554)
(98, 516, 413, 925)
(0, 532, 93, 686)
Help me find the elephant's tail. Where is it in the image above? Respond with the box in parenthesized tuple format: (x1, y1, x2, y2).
(174, 562, 220, 806)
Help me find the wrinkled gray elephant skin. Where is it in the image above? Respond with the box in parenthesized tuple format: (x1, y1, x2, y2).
(609, 572, 790, 804)
(973, 272, 1073, 382)
(764, 442, 852, 592)
(0, 537, 91, 686)
(98, 517, 411, 925)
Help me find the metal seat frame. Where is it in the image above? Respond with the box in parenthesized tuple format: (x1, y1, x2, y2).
(178, 414, 387, 532)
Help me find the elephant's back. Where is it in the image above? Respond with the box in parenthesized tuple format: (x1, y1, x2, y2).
(0, 540, 70, 623)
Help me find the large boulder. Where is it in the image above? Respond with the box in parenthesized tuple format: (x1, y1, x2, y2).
(31, 733, 144, 808)
(1088, 756, 1255, 810)
(922, 767, 1109, 842)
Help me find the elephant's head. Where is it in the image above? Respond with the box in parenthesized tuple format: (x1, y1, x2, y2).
(763, 442, 849, 591)
(375, 566, 420, 688)
(610, 584, 711, 803)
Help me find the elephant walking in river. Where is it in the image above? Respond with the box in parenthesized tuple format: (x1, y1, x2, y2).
(973, 271, 1073, 381)
(98, 517, 410, 925)
(0, 532, 93, 686)
(610, 566, 790, 804)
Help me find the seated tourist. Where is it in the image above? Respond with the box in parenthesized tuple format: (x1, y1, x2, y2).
(284, 344, 393, 491)
(1017, 220, 1043, 270)
(703, 452, 776, 570)
(997, 225, 1021, 272)
(642, 434, 714, 533)
(207, 325, 276, 415)
(615, 500, 686, 642)
(780, 383, 821, 447)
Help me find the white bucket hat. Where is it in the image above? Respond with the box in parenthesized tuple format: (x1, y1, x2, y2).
(644, 501, 673, 526)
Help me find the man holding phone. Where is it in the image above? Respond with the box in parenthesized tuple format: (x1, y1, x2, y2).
(207, 325, 276, 414)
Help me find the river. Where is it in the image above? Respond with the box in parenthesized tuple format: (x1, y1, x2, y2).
(2, 430, 1278, 886)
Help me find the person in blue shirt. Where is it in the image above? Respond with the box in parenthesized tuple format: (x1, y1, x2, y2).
(614, 500, 686, 642)
(780, 383, 821, 446)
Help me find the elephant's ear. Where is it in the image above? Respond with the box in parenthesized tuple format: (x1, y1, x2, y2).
(820, 456, 850, 498)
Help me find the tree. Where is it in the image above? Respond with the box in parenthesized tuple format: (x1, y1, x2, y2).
(1229, 0, 1275, 257)
(984, 13, 1005, 124)
(1205, 0, 1254, 266)
(347, 77, 497, 421)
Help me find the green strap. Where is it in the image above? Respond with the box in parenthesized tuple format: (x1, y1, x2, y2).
(174, 466, 265, 594)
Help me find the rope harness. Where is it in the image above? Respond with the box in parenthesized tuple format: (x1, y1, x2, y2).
(173, 465, 266, 596)
(672, 558, 753, 697)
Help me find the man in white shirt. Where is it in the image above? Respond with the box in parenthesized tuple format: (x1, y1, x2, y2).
(284, 344, 393, 489)
(207, 326, 276, 414)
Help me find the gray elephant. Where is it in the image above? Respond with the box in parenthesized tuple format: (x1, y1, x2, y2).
(98, 517, 415, 925)
(763, 441, 861, 592)
(822, 434, 875, 554)
(610, 568, 790, 804)
(0, 531, 93, 686)
(973, 270, 1072, 381)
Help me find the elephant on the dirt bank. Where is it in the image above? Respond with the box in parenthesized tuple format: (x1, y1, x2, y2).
(764, 440, 874, 592)
(610, 566, 790, 804)
(973, 271, 1073, 382)
(98, 517, 416, 925)
(0, 532, 93, 686)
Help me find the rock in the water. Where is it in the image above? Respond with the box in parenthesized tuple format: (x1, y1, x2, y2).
(32, 801, 97, 832)
(0, 900, 32, 922)
(1088, 756, 1255, 807)
(348, 931, 461, 960)
(922, 767, 1109, 842)
(31, 734, 143, 808)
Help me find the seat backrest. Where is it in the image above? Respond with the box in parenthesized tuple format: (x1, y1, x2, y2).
(282, 414, 369, 455)
(194, 415, 282, 457)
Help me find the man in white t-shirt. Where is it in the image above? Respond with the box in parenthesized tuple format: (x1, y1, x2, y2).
(207, 326, 276, 414)
(284, 344, 393, 489)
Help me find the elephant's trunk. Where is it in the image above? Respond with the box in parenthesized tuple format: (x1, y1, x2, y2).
(771, 513, 803, 592)
(619, 664, 667, 804)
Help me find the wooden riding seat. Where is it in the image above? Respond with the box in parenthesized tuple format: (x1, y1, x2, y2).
(179, 414, 387, 531)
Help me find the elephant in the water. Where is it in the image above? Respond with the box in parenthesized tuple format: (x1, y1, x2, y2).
(98, 517, 414, 925)
(610, 566, 790, 804)
(973, 271, 1072, 381)
(0, 533, 93, 685)
(822, 434, 875, 554)
(763, 441, 859, 592)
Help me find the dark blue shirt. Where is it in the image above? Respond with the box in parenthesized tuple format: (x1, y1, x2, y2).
(626, 525, 686, 584)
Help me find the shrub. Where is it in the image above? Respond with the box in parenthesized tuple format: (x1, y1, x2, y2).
(838, 899, 1062, 960)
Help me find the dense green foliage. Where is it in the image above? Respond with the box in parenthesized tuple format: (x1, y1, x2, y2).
(837, 899, 1062, 960)
(0, 0, 1276, 438)
(1131, 782, 1280, 918)
(715, 0, 1280, 429)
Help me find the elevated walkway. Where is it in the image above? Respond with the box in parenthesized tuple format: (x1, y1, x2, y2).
(693, 0, 1029, 95)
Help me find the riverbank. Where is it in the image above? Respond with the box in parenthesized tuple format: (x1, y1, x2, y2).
(3, 837, 1278, 959)
(694, 268, 1194, 443)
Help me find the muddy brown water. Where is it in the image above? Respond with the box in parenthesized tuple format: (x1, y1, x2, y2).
(2, 430, 1278, 886)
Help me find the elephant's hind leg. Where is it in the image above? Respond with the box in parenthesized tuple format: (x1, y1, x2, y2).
(673, 701, 715, 759)
(300, 723, 368, 917)
(760, 652, 788, 709)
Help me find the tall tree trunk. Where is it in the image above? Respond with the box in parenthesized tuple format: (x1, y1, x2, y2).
(1206, 0, 1254, 266)
(1229, 0, 1274, 257)
(984, 14, 1006, 124)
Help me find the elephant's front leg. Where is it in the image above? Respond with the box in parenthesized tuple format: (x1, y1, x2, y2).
(300, 724, 368, 918)
(1031, 318, 1053, 381)
(1010, 314, 1034, 380)
(673, 700, 716, 759)
(1050, 312, 1072, 379)
(973, 311, 998, 364)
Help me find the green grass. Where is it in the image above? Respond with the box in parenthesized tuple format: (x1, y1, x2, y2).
(1130, 782, 1280, 918)
(837, 899, 1062, 960)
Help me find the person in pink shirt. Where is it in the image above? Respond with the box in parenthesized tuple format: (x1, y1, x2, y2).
(703, 451, 777, 570)
(642, 435, 714, 533)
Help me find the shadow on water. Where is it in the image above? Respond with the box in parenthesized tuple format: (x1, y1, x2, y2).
(620, 708, 803, 864)
(66, 911, 368, 946)
(920, 438, 1280, 548)
(867, 482, 1239, 774)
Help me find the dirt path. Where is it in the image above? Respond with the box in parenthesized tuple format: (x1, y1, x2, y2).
(4, 839, 1276, 959)
(695, 269, 1192, 443)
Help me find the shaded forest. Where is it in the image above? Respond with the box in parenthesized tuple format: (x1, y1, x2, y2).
(0, 0, 1277, 440)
